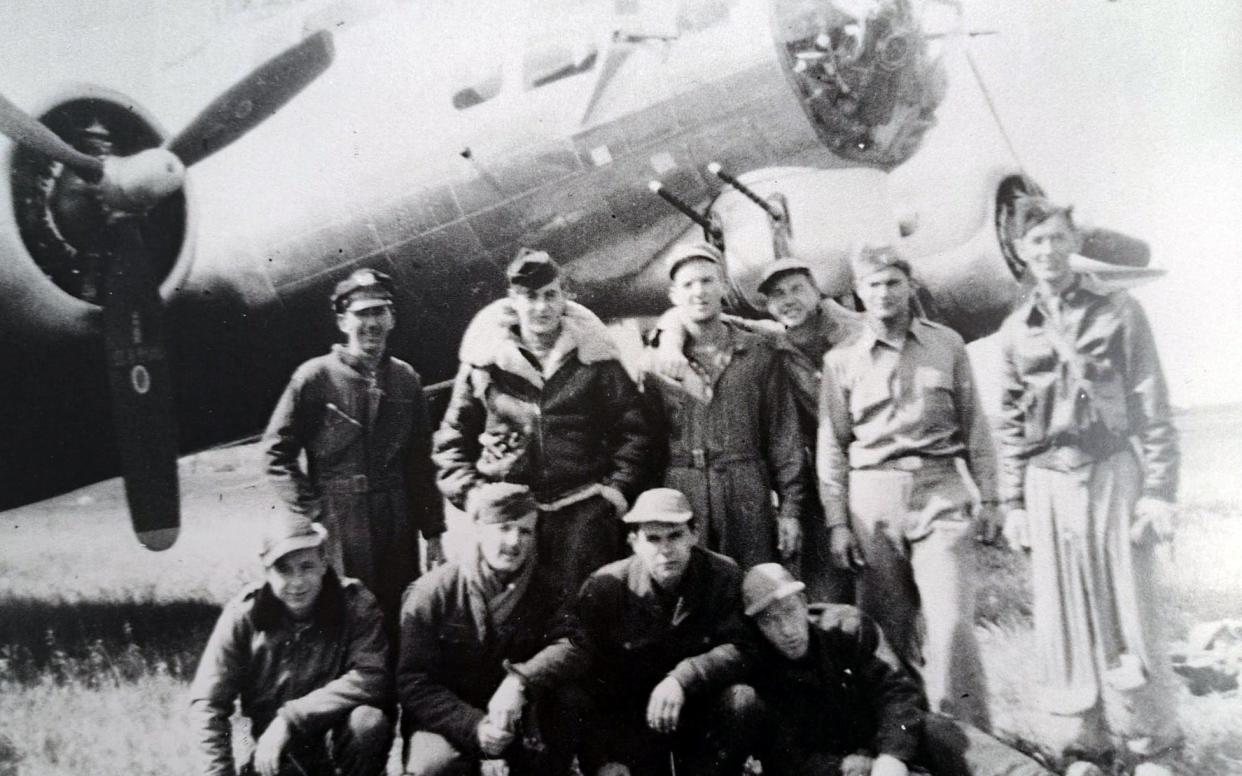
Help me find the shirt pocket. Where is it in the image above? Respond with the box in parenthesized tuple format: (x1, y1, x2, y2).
(310, 402, 363, 459)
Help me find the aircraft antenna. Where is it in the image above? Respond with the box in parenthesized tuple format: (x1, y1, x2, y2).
(962, 44, 1028, 177)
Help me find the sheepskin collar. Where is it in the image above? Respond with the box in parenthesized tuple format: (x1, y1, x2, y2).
(459, 298, 618, 387)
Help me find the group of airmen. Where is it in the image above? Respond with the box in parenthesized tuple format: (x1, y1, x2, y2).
(188, 195, 1182, 776)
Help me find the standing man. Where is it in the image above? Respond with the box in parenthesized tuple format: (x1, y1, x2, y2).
(263, 268, 445, 644)
(997, 197, 1180, 768)
(817, 245, 998, 730)
(741, 563, 1054, 776)
(653, 256, 864, 600)
(398, 483, 576, 776)
(555, 487, 763, 776)
(189, 513, 392, 776)
(434, 249, 651, 596)
(643, 242, 809, 569)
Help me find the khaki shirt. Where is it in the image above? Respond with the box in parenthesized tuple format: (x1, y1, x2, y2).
(996, 278, 1178, 505)
(817, 317, 997, 525)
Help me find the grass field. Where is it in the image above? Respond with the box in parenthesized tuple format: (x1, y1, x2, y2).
(3, 407, 1241, 775)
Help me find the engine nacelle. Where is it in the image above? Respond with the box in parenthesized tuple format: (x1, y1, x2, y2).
(0, 85, 195, 340)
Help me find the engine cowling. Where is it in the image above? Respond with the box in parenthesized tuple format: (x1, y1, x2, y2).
(0, 85, 196, 341)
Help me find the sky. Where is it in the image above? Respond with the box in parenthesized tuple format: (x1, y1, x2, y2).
(959, 0, 1242, 410)
(2, 0, 1241, 409)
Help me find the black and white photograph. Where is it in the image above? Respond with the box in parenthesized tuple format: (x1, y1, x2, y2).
(1, 1, 1239, 774)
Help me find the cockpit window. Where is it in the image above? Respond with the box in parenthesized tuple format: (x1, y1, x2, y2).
(524, 43, 598, 89)
(452, 69, 502, 110)
(452, 40, 598, 109)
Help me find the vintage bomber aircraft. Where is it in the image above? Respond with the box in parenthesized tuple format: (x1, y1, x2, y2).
(0, 0, 1160, 549)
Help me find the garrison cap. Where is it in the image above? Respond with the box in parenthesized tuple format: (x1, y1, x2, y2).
(850, 244, 912, 284)
(667, 241, 723, 280)
(623, 487, 694, 525)
(260, 511, 327, 567)
(742, 563, 806, 617)
(470, 482, 538, 525)
(757, 257, 815, 295)
(332, 268, 395, 313)
(1011, 195, 1075, 239)
(506, 249, 560, 289)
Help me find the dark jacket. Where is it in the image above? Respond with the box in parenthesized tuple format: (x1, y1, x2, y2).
(552, 546, 752, 710)
(643, 323, 809, 566)
(263, 346, 445, 623)
(188, 571, 390, 776)
(396, 561, 576, 755)
(752, 604, 925, 765)
(433, 299, 651, 507)
(997, 280, 1178, 505)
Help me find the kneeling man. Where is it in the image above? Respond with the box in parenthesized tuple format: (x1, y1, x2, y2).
(398, 483, 575, 776)
(189, 513, 392, 776)
(561, 487, 762, 776)
(742, 563, 1052, 776)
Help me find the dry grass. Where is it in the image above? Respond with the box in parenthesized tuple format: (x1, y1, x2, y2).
(3, 410, 1241, 775)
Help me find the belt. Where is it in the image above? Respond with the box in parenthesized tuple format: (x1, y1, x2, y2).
(668, 448, 760, 469)
(322, 474, 402, 494)
(860, 455, 959, 473)
(1030, 441, 1128, 472)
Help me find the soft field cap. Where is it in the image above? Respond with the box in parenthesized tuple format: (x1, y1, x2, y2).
(742, 563, 806, 616)
(260, 512, 327, 567)
(622, 487, 694, 525)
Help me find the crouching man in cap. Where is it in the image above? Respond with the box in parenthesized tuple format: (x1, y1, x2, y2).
(263, 267, 445, 646)
(189, 513, 392, 776)
(434, 249, 651, 596)
(553, 487, 763, 776)
(741, 563, 1053, 776)
(817, 245, 997, 730)
(398, 483, 578, 776)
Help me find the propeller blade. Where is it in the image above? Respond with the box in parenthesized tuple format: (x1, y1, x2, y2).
(166, 30, 334, 167)
(102, 218, 180, 551)
(0, 93, 104, 181)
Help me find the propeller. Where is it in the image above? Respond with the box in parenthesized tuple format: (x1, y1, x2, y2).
(0, 30, 335, 550)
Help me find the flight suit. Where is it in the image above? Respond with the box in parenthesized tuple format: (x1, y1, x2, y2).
(644, 323, 809, 569)
(263, 345, 445, 642)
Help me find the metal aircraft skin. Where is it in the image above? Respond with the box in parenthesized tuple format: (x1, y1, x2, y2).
(0, 0, 1155, 544)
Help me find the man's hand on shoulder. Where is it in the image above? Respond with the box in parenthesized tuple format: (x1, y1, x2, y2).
(646, 676, 686, 734)
(651, 309, 691, 382)
(254, 715, 293, 776)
